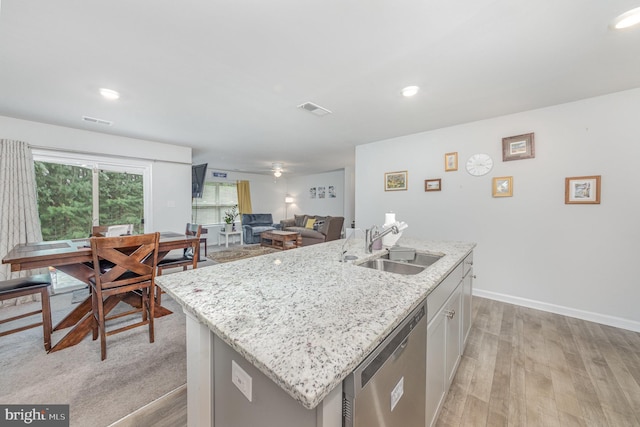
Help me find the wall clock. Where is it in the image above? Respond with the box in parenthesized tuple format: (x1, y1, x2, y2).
(465, 154, 493, 176)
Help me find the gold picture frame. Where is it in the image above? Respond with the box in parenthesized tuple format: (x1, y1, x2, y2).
(502, 133, 535, 161)
(424, 179, 441, 192)
(444, 152, 458, 171)
(565, 175, 601, 204)
(384, 171, 408, 191)
(492, 176, 513, 197)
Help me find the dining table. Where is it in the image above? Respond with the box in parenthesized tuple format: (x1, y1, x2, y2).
(2, 231, 201, 353)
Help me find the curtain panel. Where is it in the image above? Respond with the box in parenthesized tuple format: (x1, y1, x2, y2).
(0, 140, 45, 289)
(236, 180, 252, 215)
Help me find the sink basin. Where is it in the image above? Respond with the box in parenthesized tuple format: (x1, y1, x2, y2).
(356, 251, 443, 275)
(357, 259, 426, 275)
(380, 252, 443, 268)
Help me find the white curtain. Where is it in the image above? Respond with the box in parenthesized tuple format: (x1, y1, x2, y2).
(0, 139, 44, 282)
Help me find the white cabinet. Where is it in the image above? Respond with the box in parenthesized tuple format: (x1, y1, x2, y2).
(426, 307, 445, 427)
(444, 286, 462, 388)
(461, 253, 473, 350)
(425, 250, 473, 427)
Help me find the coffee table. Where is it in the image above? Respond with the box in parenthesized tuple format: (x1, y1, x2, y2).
(260, 230, 301, 250)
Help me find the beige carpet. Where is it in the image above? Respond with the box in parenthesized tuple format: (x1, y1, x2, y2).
(0, 292, 186, 427)
(207, 244, 280, 263)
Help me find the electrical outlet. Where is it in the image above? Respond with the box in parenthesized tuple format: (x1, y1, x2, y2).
(231, 360, 252, 402)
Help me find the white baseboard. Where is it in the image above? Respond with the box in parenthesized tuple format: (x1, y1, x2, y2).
(474, 288, 640, 333)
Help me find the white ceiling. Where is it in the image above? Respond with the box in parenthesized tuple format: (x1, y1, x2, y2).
(1, 1, 639, 176)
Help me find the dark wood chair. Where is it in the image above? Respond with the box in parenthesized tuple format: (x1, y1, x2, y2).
(155, 224, 202, 307)
(89, 232, 160, 360)
(156, 223, 202, 276)
(0, 274, 53, 351)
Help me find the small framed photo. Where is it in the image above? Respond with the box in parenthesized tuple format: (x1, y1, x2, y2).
(492, 176, 513, 197)
(502, 133, 535, 161)
(384, 171, 408, 191)
(565, 175, 601, 204)
(425, 179, 441, 192)
(445, 152, 458, 171)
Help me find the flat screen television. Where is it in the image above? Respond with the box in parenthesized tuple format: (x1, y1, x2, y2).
(192, 163, 208, 198)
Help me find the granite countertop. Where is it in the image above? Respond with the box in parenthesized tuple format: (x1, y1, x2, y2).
(156, 237, 475, 409)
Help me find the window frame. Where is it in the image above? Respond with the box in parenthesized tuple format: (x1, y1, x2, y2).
(192, 181, 238, 226)
(32, 149, 152, 231)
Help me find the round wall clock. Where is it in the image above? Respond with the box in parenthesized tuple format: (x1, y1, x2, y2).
(466, 154, 493, 176)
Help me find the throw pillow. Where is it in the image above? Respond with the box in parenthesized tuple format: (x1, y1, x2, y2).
(313, 216, 326, 231)
(305, 218, 316, 229)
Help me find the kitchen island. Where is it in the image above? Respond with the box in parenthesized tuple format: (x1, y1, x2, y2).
(156, 237, 475, 427)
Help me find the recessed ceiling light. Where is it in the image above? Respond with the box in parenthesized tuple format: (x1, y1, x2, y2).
(99, 88, 120, 100)
(401, 86, 419, 97)
(611, 7, 640, 29)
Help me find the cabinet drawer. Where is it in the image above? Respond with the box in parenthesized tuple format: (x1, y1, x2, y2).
(427, 263, 462, 323)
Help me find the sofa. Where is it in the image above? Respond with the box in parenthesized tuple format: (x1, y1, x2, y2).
(241, 213, 281, 244)
(280, 214, 344, 246)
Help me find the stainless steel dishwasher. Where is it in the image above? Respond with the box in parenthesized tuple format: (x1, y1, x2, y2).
(343, 300, 427, 427)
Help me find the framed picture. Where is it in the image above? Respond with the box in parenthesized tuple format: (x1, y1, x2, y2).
(328, 185, 336, 198)
(565, 175, 601, 204)
(492, 176, 513, 197)
(502, 133, 535, 161)
(424, 179, 441, 192)
(444, 152, 458, 171)
(384, 171, 408, 191)
(317, 186, 326, 199)
(309, 187, 316, 199)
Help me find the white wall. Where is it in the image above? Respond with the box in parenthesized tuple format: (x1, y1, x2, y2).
(355, 88, 640, 331)
(1, 115, 192, 233)
(284, 170, 346, 221)
(197, 167, 287, 226)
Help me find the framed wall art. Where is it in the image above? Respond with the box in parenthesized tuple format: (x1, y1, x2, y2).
(444, 152, 458, 171)
(565, 175, 601, 204)
(492, 176, 513, 197)
(425, 179, 441, 192)
(502, 132, 535, 161)
(384, 171, 408, 191)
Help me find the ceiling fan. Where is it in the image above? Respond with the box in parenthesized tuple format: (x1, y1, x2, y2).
(271, 162, 284, 178)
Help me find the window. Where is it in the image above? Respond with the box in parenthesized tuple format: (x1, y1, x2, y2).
(33, 150, 151, 240)
(192, 182, 237, 225)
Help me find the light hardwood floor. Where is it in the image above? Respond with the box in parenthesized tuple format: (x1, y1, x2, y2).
(437, 297, 640, 426)
(112, 297, 640, 426)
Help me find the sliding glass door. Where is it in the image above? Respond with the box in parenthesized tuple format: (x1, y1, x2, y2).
(33, 151, 149, 241)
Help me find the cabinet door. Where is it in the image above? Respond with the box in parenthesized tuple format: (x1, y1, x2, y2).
(426, 312, 446, 427)
(461, 268, 473, 350)
(445, 286, 462, 388)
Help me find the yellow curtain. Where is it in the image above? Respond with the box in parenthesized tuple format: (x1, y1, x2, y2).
(236, 180, 253, 215)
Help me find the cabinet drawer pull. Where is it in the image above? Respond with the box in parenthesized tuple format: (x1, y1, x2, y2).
(445, 309, 455, 319)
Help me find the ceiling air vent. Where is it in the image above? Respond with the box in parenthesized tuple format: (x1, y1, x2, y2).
(82, 116, 113, 126)
(297, 102, 332, 117)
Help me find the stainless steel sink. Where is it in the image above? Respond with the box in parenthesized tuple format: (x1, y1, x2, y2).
(357, 258, 426, 275)
(356, 251, 443, 275)
(380, 252, 443, 267)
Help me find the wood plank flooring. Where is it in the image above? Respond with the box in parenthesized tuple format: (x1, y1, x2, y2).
(436, 297, 640, 427)
(111, 297, 640, 426)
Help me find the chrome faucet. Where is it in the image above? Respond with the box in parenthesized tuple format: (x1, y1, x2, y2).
(365, 225, 399, 253)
